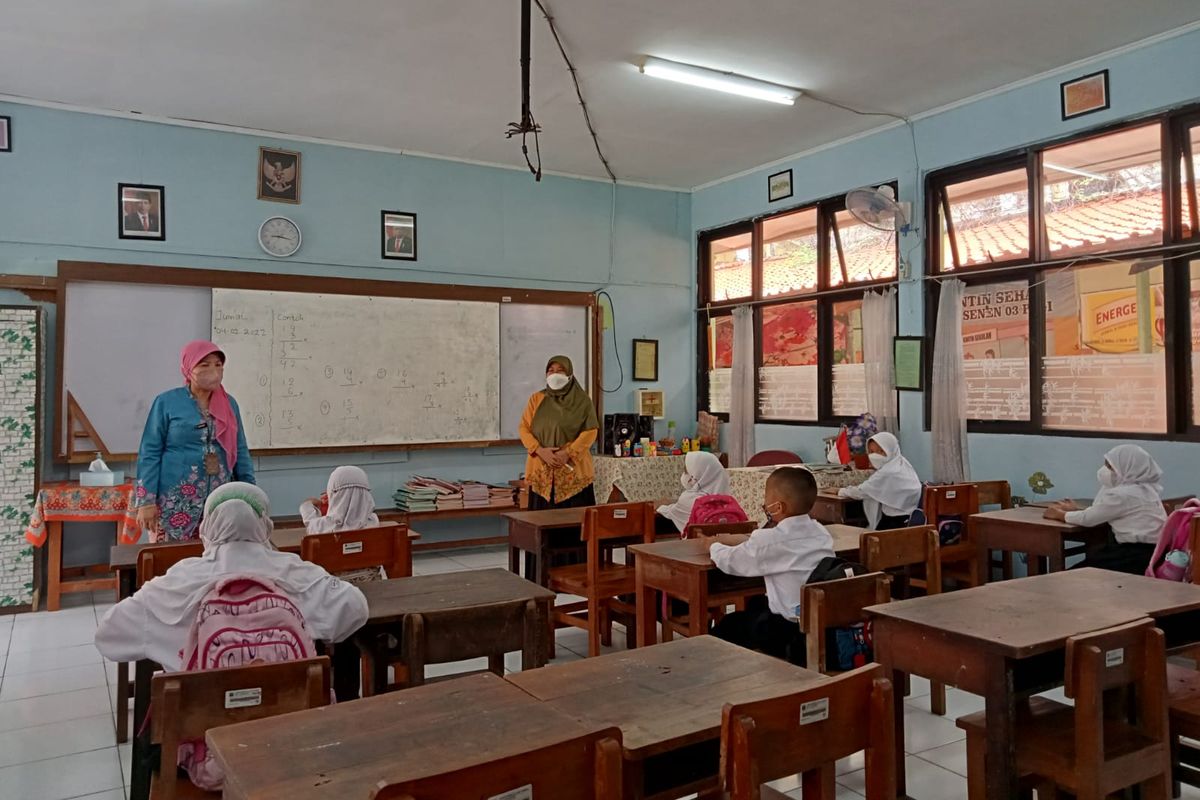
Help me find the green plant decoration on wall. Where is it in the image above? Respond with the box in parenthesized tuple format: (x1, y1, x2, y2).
(1028, 471, 1054, 495)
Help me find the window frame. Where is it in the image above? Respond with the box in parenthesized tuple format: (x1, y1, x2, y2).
(924, 107, 1200, 441)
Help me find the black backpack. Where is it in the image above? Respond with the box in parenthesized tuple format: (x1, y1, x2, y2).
(808, 556, 869, 583)
(807, 556, 873, 671)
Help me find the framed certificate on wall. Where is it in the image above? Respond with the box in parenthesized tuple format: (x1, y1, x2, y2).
(633, 338, 658, 382)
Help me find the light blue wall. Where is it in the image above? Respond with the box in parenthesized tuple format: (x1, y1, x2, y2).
(0, 101, 692, 549)
(692, 25, 1200, 502)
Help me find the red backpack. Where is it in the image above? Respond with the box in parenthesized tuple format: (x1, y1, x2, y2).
(176, 574, 318, 790)
(686, 494, 749, 528)
(1145, 498, 1200, 582)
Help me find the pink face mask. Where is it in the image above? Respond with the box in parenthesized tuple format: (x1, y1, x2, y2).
(191, 366, 223, 391)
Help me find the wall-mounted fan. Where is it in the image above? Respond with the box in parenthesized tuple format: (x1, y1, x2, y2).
(845, 185, 912, 233)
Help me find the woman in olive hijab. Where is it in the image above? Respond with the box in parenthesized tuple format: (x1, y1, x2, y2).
(517, 355, 600, 509)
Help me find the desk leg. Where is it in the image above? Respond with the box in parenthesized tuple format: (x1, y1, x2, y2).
(976, 535, 992, 586)
(688, 575, 709, 639)
(1048, 545, 1066, 574)
(129, 659, 157, 800)
(47, 521, 62, 612)
(114, 568, 135, 744)
(522, 599, 548, 669)
(884, 662, 908, 799)
(405, 613, 426, 688)
(801, 764, 837, 800)
(635, 562, 657, 648)
(508, 543, 519, 575)
(983, 657, 1018, 799)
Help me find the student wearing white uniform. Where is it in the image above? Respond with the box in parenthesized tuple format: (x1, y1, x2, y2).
(1043, 444, 1167, 574)
(837, 432, 921, 530)
(95, 483, 368, 691)
(299, 465, 380, 534)
(706, 467, 833, 665)
(655, 451, 733, 534)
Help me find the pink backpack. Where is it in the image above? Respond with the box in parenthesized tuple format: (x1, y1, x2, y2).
(1145, 498, 1200, 582)
(687, 494, 749, 528)
(176, 574, 317, 790)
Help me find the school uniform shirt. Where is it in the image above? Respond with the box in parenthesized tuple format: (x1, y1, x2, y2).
(1064, 444, 1168, 546)
(709, 514, 834, 621)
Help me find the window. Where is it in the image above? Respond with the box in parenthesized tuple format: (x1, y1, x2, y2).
(961, 281, 1030, 421)
(928, 110, 1200, 439)
(698, 187, 898, 424)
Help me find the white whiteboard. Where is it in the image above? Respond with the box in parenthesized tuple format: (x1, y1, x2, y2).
(62, 281, 211, 455)
(213, 289, 501, 448)
(499, 304, 590, 440)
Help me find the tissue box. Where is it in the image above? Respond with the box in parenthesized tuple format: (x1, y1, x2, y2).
(80, 470, 124, 487)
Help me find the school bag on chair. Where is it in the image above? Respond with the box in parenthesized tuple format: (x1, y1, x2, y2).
(686, 494, 749, 528)
(1145, 498, 1200, 582)
(807, 557, 874, 671)
(176, 574, 319, 791)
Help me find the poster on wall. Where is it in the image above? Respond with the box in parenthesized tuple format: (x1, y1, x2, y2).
(1079, 287, 1164, 353)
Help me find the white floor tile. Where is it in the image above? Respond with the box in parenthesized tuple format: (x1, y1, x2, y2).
(9, 615, 98, 653)
(0, 714, 115, 769)
(0, 613, 14, 628)
(906, 675, 931, 699)
(423, 656, 491, 680)
(840, 754, 965, 800)
(0, 746, 123, 800)
(784, 783, 864, 799)
(445, 547, 508, 568)
(68, 790, 126, 800)
(902, 705, 965, 754)
(0, 687, 113, 733)
(411, 555, 470, 575)
(905, 687, 985, 720)
(117, 741, 132, 789)
(836, 751, 865, 776)
(4, 644, 103, 676)
(0, 663, 108, 702)
(914, 739, 968, 777)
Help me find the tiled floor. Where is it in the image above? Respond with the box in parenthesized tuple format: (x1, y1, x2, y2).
(2, 545, 1198, 799)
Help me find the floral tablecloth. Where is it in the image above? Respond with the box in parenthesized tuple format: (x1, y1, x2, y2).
(24, 481, 141, 547)
(593, 455, 871, 525)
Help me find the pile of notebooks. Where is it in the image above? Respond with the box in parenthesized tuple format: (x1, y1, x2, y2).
(393, 476, 515, 512)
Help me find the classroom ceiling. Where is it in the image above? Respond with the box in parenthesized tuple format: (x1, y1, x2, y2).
(1, 1, 1198, 189)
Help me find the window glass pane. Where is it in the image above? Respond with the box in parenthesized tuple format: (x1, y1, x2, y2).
(1190, 260, 1200, 426)
(1183, 126, 1199, 238)
(709, 232, 752, 302)
(1042, 124, 1163, 257)
(829, 209, 896, 286)
(961, 281, 1030, 421)
(759, 301, 818, 421)
(707, 316, 733, 414)
(941, 168, 1030, 270)
(1042, 260, 1165, 433)
(832, 299, 866, 416)
(761, 208, 818, 297)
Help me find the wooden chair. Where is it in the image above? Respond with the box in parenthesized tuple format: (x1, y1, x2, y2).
(149, 657, 331, 800)
(658, 520, 761, 641)
(720, 663, 896, 800)
(548, 502, 655, 657)
(746, 450, 803, 467)
(922, 483, 981, 588)
(799, 572, 891, 674)
(975, 480, 1015, 580)
(299, 521, 411, 579)
(860, 527, 946, 716)
(137, 542, 204, 588)
(371, 726, 624, 799)
(957, 618, 1170, 800)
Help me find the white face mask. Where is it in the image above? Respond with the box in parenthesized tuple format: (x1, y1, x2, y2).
(680, 473, 697, 490)
(546, 373, 570, 391)
(1097, 466, 1116, 489)
(868, 453, 888, 469)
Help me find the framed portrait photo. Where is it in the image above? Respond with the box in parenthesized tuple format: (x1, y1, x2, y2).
(1061, 70, 1110, 121)
(117, 183, 165, 241)
(258, 146, 301, 204)
(768, 168, 793, 203)
(381, 210, 417, 261)
(0, 116, 10, 153)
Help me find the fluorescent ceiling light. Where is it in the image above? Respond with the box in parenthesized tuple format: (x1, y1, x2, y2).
(640, 57, 801, 106)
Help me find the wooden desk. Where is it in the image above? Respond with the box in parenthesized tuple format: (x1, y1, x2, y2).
(208, 672, 591, 800)
(356, 568, 555, 691)
(867, 568, 1200, 799)
(506, 635, 828, 800)
(504, 507, 587, 586)
(811, 491, 866, 525)
(971, 505, 1107, 581)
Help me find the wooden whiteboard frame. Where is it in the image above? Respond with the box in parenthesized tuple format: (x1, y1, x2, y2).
(54, 260, 602, 462)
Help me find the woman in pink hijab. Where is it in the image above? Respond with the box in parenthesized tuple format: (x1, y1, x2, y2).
(132, 341, 255, 541)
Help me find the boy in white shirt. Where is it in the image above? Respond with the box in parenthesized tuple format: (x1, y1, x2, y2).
(705, 466, 833, 665)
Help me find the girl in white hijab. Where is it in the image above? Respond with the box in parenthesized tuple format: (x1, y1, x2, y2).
(1044, 444, 1167, 574)
(837, 432, 922, 530)
(656, 451, 734, 533)
(300, 465, 380, 533)
(95, 482, 368, 672)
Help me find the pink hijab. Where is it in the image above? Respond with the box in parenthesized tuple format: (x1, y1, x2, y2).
(180, 340, 238, 471)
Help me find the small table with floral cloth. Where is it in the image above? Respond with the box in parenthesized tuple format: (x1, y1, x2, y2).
(726, 466, 871, 524)
(24, 481, 141, 611)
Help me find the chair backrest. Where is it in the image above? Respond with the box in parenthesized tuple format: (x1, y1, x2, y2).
(974, 480, 1013, 510)
(300, 521, 409, 578)
(860, 527, 941, 596)
(1062, 618, 1168, 772)
(372, 726, 624, 800)
(746, 450, 804, 467)
(683, 520, 759, 540)
(922, 483, 980, 522)
(1191, 517, 1200, 585)
(137, 542, 204, 588)
(1163, 496, 1195, 514)
(800, 572, 892, 673)
(150, 657, 331, 800)
(583, 503, 655, 584)
(720, 663, 896, 800)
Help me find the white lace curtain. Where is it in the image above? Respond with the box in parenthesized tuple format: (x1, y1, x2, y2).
(931, 278, 970, 482)
(862, 288, 897, 433)
(728, 305, 756, 467)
